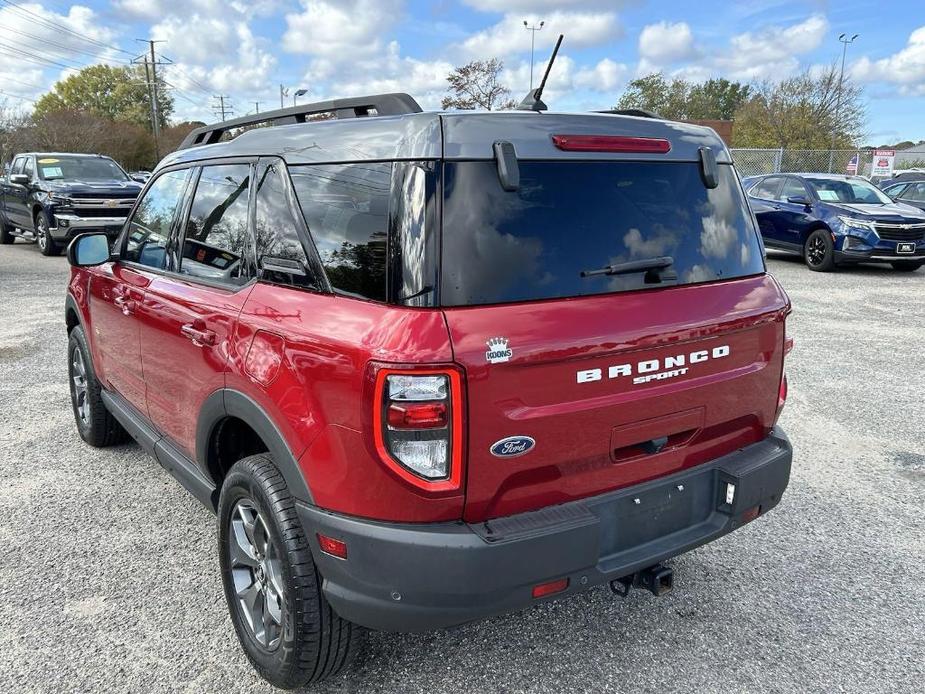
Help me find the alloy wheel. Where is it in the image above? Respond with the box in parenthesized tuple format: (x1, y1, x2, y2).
(807, 236, 827, 266)
(36, 218, 48, 251)
(228, 500, 285, 650)
(71, 346, 90, 424)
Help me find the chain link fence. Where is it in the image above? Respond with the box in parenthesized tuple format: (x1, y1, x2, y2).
(730, 148, 881, 178)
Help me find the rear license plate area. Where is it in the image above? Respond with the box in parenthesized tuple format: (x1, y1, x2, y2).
(592, 468, 715, 557)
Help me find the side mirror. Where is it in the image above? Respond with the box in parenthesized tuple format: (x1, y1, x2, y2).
(67, 233, 112, 267)
(132, 175, 147, 183)
(787, 195, 812, 207)
(9, 173, 29, 185)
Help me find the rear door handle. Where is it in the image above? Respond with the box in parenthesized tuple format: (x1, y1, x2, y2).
(114, 296, 135, 315)
(181, 323, 216, 346)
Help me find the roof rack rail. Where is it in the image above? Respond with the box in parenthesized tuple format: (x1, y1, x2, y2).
(595, 108, 661, 119)
(177, 93, 423, 150)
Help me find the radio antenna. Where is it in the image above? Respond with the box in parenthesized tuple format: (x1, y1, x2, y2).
(516, 34, 563, 112)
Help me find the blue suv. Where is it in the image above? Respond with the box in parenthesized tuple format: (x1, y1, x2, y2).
(743, 173, 925, 272)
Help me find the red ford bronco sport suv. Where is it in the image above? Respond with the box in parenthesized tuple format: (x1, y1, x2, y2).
(65, 93, 793, 689)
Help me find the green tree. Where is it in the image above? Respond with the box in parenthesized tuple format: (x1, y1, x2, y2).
(442, 59, 516, 111)
(33, 64, 173, 131)
(687, 79, 751, 120)
(733, 66, 865, 149)
(615, 73, 750, 120)
(615, 73, 691, 119)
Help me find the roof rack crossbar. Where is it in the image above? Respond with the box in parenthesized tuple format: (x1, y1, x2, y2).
(177, 93, 423, 150)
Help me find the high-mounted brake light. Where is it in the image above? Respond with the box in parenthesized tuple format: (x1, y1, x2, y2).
(552, 134, 672, 154)
(372, 368, 464, 492)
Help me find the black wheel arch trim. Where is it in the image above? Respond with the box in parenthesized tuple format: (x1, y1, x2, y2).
(196, 389, 314, 505)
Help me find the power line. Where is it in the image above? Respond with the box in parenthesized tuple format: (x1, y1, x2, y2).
(0, 43, 82, 71)
(0, 0, 134, 56)
(0, 26, 131, 64)
(0, 89, 35, 103)
(212, 94, 233, 121)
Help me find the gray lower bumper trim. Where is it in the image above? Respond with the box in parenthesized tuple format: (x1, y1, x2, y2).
(297, 427, 792, 633)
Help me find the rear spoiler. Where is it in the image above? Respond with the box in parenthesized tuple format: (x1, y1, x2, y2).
(177, 93, 423, 150)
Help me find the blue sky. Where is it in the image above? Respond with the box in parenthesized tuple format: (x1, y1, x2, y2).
(0, 0, 923, 144)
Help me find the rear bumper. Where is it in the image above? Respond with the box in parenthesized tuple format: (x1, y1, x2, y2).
(297, 427, 792, 633)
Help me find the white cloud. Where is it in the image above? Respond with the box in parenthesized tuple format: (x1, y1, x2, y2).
(574, 58, 628, 92)
(631, 14, 830, 83)
(852, 26, 925, 96)
(638, 21, 696, 65)
(717, 13, 828, 80)
(463, 0, 625, 11)
(282, 0, 402, 58)
(320, 41, 453, 110)
(459, 11, 621, 60)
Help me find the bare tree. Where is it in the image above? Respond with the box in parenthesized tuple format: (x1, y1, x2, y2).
(442, 59, 516, 111)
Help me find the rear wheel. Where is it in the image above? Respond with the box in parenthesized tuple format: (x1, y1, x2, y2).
(891, 260, 923, 272)
(0, 220, 13, 244)
(219, 454, 363, 689)
(35, 211, 59, 256)
(804, 229, 835, 272)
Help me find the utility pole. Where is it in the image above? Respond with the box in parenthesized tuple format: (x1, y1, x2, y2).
(280, 84, 289, 109)
(134, 39, 167, 161)
(212, 95, 233, 121)
(253, 101, 260, 114)
(523, 20, 545, 90)
(828, 33, 859, 172)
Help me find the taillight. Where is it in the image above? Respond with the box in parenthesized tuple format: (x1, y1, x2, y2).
(373, 368, 464, 492)
(551, 134, 671, 153)
(775, 335, 793, 424)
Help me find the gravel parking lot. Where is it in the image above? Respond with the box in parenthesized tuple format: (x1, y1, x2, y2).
(0, 241, 922, 694)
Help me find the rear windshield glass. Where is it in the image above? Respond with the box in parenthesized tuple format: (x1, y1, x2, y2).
(441, 161, 764, 307)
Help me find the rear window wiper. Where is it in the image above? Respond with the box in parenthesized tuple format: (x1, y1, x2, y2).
(580, 256, 676, 283)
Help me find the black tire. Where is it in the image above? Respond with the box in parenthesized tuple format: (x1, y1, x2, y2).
(803, 229, 835, 272)
(35, 210, 59, 256)
(0, 220, 13, 244)
(218, 454, 363, 689)
(891, 260, 923, 272)
(68, 325, 129, 446)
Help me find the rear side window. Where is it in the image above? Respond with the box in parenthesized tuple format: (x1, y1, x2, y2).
(124, 169, 189, 269)
(180, 164, 251, 285)
(441, 161, 765, 307)
(290, 163, 391, 302)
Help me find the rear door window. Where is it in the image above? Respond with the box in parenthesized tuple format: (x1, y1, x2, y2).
(441, 161, 765, 307)
(289, 163, 391, 302)
(752, 176, 783, 200)
(179, 164, 251, 285)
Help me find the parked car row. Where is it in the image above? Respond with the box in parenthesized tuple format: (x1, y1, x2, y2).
(0, 152, 143, 255)
(743, 173, 925, 272)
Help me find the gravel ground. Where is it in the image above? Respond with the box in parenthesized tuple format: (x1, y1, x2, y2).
(0, 241, 922, 694)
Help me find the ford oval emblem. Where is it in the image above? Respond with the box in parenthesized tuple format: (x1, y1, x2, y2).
(490, 436, 536, 458)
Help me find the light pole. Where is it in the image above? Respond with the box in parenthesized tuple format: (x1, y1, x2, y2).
(523, 20, 545, 90)
(828, 33, 859, 172)
(293, 88, 308, 106)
